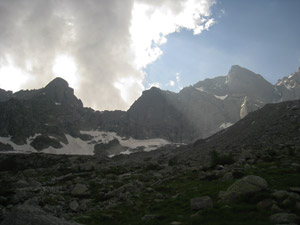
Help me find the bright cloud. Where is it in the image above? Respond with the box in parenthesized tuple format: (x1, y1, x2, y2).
(130, 0, 216, 68)
(0, 0, 215, 110)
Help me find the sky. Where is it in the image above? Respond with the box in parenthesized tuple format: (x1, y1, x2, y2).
(0, 0, 299, 111)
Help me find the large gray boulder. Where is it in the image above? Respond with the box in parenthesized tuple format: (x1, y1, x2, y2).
(190, 196, 213, 211)
(0, 204, 80, 225)
(269, 213, 299, 224)
(220, 175, 268, 203)
(71, 183, 89, 196)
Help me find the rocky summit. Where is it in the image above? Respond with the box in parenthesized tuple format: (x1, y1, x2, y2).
(1, 66, 300, 224)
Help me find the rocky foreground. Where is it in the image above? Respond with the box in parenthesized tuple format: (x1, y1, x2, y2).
(1, 100, 300, 224)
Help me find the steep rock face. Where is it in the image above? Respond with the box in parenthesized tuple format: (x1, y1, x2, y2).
(177, 86, 236, 139)
(0, 78, 99, 146)
(124, 87, 194, 142)
(226, 65, 276, 102)
(124, 66, 300, 142)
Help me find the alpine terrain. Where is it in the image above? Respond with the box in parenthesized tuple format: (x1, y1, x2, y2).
(1, 65, 300, 154)
(0, 66, 300, 224)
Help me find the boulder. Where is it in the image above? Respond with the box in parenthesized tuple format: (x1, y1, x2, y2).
(190, 196, 213, 211)
(272, 190, 290, 201)
(256, 199, 275, 211)
(71, 184, 89, 197)
(0, 204, 80, 225)
(220, 172, 233, 182)
(69, 200, 79, 211)
(220, 175, 268, 203)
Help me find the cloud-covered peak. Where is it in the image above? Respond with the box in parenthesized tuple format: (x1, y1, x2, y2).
(0, 0, 215, 110)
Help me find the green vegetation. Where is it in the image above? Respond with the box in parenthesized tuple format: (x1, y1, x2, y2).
(74, 151, 300, 225)
(210, 150, 235, 167)
(75, 172, 267, 225)
(245, 161, 300, 190)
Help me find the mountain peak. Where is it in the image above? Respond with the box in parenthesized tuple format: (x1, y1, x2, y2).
(148, 86, 161, 92)
(228, 65, 255, 75)
(44, 77, 83, 107)
(227, 65, 274, 102)
(45, 77, 69, 89)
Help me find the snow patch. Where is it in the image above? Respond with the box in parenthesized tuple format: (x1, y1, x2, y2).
(0, 134, 40, 153)
(284, 84, 292, 90)
(119, 137, 169, 152)
(55, 102, 61, 105)
(42, 134, 94, 155)
(195, 87, 206, 92)
(80, 130, 116, 144)
(219, 122, 233, 129)
(214, 94, 228, 100)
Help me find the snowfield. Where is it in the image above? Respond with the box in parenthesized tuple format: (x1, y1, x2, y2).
(0, 130, 171, 156)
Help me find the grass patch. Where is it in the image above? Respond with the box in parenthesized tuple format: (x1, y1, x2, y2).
(246, 162, 300, 190)
(75, 154, 300, 225)
(75, 171, 272, 225)
(210, 150, 235, 168)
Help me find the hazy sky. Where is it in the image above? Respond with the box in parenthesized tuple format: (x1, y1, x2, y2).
(0, 0, 299, 110)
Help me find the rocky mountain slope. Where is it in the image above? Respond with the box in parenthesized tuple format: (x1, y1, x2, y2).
(123, 65, 300, 142)
(0, 78, 171, 155)
(0, 78, 98, 145)
(1, 98, 300, 225)
(1, 65, 300, 153)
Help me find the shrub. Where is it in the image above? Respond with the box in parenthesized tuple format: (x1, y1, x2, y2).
(210, 150, 235, 168)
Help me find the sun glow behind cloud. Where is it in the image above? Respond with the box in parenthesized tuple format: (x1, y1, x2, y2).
(52, 55, 79, 89)
(114, 76, 144, 104)
(0, 56, 33, 92)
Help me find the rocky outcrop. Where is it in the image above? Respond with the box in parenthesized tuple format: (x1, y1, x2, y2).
(220, 175, 268, 203)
